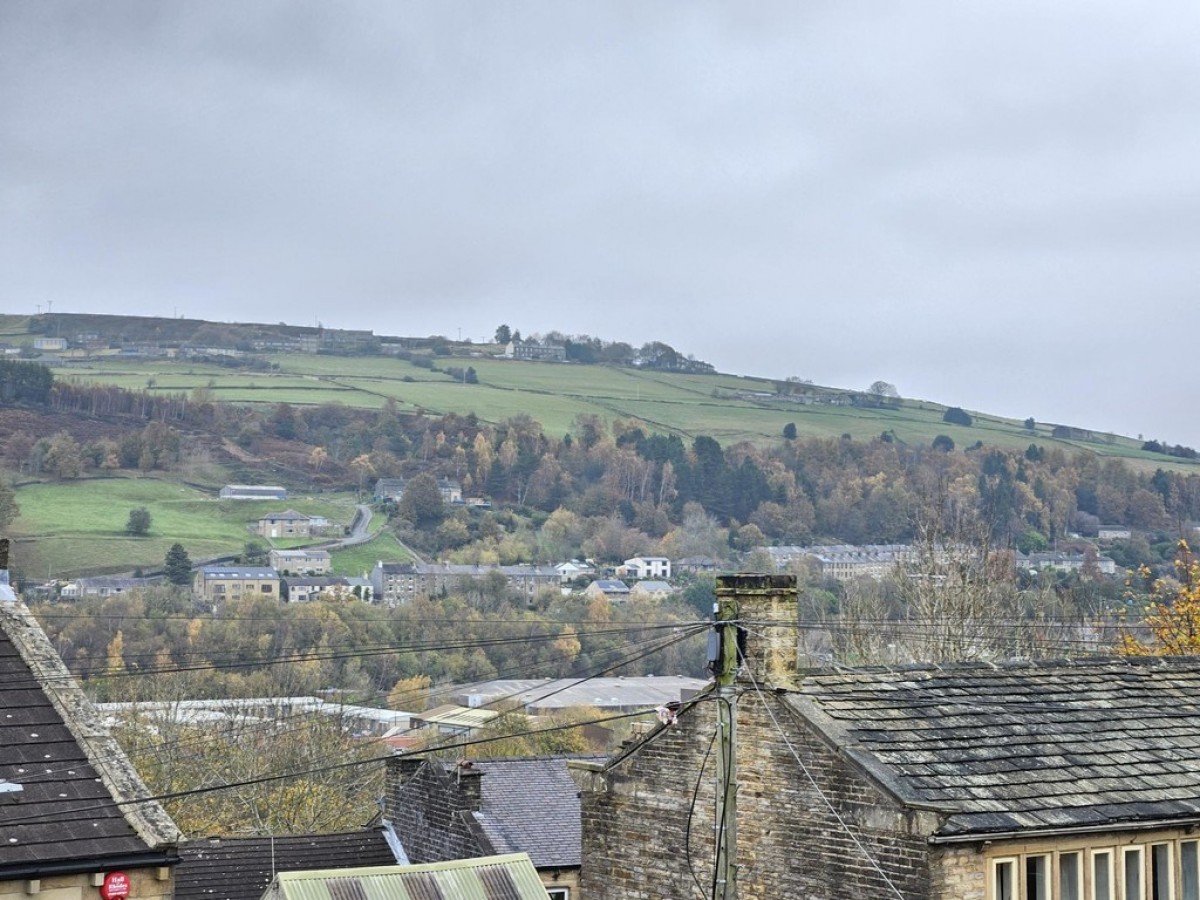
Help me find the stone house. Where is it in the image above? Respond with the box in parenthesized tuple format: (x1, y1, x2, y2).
(268, 548, 331, 575)
(0, 587, 182, 900)
(574, 574, 1200, 900)
(373, 477, 463, 504)
(385, 755, 593, 899)
(192, 566, 280, 604)
(370, 561, 558, 605)
(283, 576, 349, 602)
(582, 579, 630, 600)
(256, 510, 311, 539)
(629, 579, 674, 600)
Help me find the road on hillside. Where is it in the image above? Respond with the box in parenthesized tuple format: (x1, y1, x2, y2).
(332, 504, 373, 547)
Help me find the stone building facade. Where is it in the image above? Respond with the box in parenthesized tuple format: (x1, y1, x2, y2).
(574, 574, 1200, 900)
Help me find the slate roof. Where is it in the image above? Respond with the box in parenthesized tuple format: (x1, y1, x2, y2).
(175, 829, 399, 900)
(468, 757, 600, 868)
(0, 597, 180, 876)
(788, 656, 1200, 839)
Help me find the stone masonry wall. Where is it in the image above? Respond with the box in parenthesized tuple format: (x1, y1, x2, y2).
(383, 758, 487, 864)
(0, 868, 172, 900)
(929, 845, 985, 900)
(579, 687, 934, 900)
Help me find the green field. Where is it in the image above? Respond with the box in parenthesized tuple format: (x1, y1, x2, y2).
(42, 343, 1200, 470)
(329, 531, 413, 578)
(9, 476, 360, 578)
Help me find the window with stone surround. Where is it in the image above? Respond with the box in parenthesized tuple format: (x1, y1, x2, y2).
(988, 837, 1200, 900)
(546, 890, 569, 900)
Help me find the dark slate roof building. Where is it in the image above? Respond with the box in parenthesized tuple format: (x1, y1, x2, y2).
(385, 755, 599, 899)
(0, 579, 181, 887)
(575, 574, 1200, 900)
(174, 829, 400, 900)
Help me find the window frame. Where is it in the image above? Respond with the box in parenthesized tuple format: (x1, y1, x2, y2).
(1124, 845, 1146, 900)
(991, 856, 1018, 900)
(1058, 849, 1083, 900)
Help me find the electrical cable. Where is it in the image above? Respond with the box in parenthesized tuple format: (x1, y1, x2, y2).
(684, 721, 718, 900)
(3, 622, 708, 796)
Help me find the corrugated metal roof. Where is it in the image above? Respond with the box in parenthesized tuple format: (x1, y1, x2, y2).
(267, 854, 546, 900)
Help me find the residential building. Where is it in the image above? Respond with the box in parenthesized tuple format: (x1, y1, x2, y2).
(555, 559, 596, 583)
(283, 576, 348, 602)
(175, 829, 400, 900)
(386, 756, 595, 899)
(451, 676, 708, 716)
(219, 484, 288, 500)
(618, 556, 671, 579)
(1021, 550, 1118, 576)
(32, 337, 68, 351)
(373, 477, 463, 504)
(583, 579, 630, 600)
(261, 854, 549, 900)
(60, 575, 158, 598)
(345, 576, 374, 601)
(674, 555, 721, 574)
(1098, 525, 1133, 540)
(0, 585, 181, 897)
(503, 339, 567, 362)
(766, 543, 921, 581)
(575, 574, 1200, 899)
(193, 566, 280, 603)
(370, 561, 558, 604)
(269, 548, 331, 575)
(256, 510, 311, 538)
(629, 579, 675, 600)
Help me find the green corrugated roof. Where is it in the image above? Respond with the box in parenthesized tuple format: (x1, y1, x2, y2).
(264, 853, 548, 900)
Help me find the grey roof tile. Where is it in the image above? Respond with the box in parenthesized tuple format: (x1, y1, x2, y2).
(787, 656, 1200, 838)
(175, 829, 398, 900)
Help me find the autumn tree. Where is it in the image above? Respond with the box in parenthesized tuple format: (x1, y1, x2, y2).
(1121, 540, 1200, 655)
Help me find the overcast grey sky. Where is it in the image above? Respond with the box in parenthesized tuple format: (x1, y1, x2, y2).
(3, 2, 1198, 446)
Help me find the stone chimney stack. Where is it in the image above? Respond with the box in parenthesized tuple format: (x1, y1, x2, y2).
(455, 762, 484, 811)
(715, 574, 799, 687)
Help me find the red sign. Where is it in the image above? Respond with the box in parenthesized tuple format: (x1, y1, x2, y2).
(100, 872, 130, 900)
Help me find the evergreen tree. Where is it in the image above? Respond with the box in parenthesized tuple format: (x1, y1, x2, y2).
(164, 543, 192, 585)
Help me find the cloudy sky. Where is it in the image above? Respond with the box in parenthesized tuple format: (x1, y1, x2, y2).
(3, 2, 1198, 446)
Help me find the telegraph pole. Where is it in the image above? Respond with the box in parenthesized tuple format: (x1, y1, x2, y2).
(713, 587, 739, 900)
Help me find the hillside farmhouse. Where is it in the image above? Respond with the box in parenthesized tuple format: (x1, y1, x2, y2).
(256, 510, 311, 538)
(373, 477, 463, 504)
(575, 574, 1200, 899)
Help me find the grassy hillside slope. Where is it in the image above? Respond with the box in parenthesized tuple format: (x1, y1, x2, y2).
(48, 349, 1188, 470)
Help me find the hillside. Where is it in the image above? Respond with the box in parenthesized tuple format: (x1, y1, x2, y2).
(6, 311, 1191, 472)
